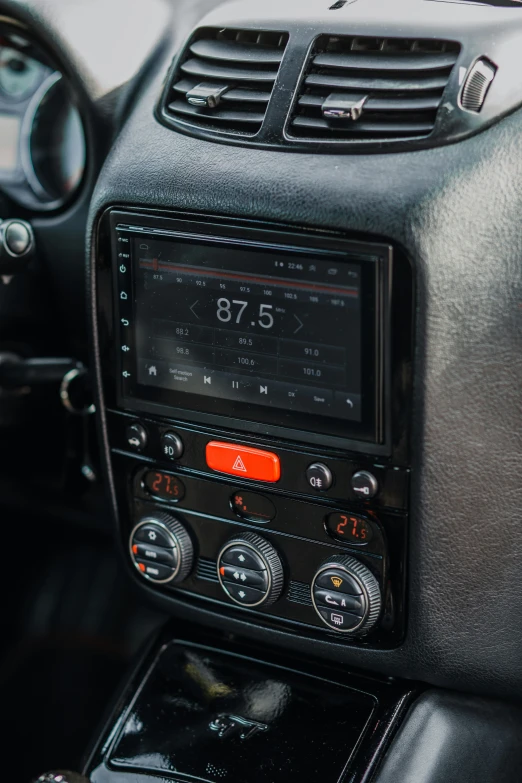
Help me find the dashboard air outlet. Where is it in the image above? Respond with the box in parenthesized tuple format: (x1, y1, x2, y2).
(289, 35, 460, 143)
(164, 28, 288, 136)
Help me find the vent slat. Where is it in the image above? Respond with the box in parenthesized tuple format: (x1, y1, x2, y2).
(181, 57, 279, 84)
(164, 27, 288, 136)
(173, 79, 272, 104)
(298, 93, 442, 111)
(289, 34, 460, 143)
(292, 115, 435, 134)
(196, 557, 218, 582)
(287, 581, 313, 606)
(306, 72, 449, 93)
(190, 38, 285, 64)
(168, 100, 265, 125)
(314, 51, 459, 72)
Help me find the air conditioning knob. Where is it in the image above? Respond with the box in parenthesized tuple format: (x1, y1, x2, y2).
(217, 532, 284, 608)
(129, 512, 194, 584)
(311, 555, 381, 635)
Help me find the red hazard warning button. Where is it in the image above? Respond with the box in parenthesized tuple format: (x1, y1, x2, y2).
(205, 441, 281, 483)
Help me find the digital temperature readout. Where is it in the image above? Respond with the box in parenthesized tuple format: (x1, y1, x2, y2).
(326, 512, 373, 545)
(144, 470, 185, 502)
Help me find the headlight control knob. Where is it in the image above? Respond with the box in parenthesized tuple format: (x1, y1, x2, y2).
(129, 513, 194, 584)
(217, 532, 284, 608)
(311, 555, 381, 635)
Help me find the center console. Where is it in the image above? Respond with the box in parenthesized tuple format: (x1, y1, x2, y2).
(94, 208, 413, 649)
(85, 622, 415, 783)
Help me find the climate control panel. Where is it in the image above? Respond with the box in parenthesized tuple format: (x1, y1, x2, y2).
(110, 411, 406, 648)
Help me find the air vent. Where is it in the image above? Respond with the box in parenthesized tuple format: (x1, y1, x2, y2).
(287, 581, 313, 607)
(164, 28, 288, 136)
(289, 35, 461, 143)
(196, 558, 218, 583)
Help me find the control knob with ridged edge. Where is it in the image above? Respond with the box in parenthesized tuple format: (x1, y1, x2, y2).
(217, 532, 284, 608)
(311, 554, 382, 635)
(129, 512, 194, 585)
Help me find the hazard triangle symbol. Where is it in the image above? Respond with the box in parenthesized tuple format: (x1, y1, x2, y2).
(233, 455, 247, 472)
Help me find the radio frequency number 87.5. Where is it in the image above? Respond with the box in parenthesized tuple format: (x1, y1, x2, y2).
(216, 298, 274, 329)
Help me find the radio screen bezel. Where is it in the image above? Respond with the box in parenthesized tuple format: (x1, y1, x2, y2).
(110, 211, 392, 451)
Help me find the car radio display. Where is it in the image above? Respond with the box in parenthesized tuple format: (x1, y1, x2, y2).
(132, 236, 364, 424)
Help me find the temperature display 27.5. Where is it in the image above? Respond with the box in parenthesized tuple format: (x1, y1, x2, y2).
(144, 470, 185, 502)
(132, 236, 363, 424)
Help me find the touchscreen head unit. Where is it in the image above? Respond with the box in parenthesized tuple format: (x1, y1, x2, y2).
(112, 215, 390, 447)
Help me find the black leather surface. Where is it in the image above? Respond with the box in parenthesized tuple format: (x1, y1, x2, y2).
(87, 7, 522, 699)
(376, 690, 522, 783)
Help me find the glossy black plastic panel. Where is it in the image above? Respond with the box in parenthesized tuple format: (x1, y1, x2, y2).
(86, 624, 416, 783)
(111, 643, 374, 781)
(108, 410, 410, 511)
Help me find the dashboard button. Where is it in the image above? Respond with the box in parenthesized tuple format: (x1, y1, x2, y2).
(351, 471, 379, 499)
(313, 589, 364, 614)
(135, 560, 174, 581)
(134, 523, 174, 548)
(317, 607, 362, 631)
(314, 569, 363, 596)
(221, 546, 266, 571)
(126, 422, 148, 451)
(5, 221, 32, 255)
(206, 441, 280, 483)
(219, 564, 268, 591)
(306, 462, 333, 491)
(223, 582, 267, 605)
(132, 542, 178, 567)
(231, 491, 276, 522)
(161, 431, 184, 460)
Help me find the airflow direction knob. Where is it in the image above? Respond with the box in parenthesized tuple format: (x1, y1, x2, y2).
(460, 59, 496, 114)
(217, 532, 284, 608)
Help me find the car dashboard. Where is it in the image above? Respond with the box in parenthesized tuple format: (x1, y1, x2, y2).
(1, 1, 522, 782)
